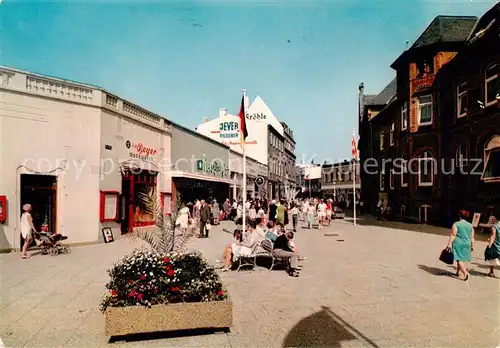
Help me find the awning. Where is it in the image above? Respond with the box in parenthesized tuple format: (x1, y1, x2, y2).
(170, 171, 238, 185)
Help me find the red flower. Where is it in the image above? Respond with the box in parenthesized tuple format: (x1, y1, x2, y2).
(137, 293, 144, 301)
(218, 290, 224, 296)
(111, 290, 117, 296)
(163, 257, 170, 263)
(128, 290, 136, 297)
(171, 287, 180, 292)
(140, 275, 146, 281)
(154, 288, 158, 294)
(167, 269, 175, 276)
(129, 280, 135, 284)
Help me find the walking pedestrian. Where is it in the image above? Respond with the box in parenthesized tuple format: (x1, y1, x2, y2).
(20, 203, 36, 259)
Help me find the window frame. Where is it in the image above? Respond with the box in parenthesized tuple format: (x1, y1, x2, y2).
(389, 169, 395, 190)
(418, 151, 434, 187)
(418, 94, 433, 126)
(401, 159, 408, 188)
(380, 130, 385, 150)
(401, 101, 408, 131)
(485, 63, 498, 107)
(457, 81, 468, 118)
(481, 135, 500, 182)
(390, 123, 395, 146)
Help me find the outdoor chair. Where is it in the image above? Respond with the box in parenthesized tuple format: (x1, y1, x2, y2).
(234, 242, 261, 272)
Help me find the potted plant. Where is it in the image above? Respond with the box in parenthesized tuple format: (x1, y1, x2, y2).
(100, 191, 232, 337)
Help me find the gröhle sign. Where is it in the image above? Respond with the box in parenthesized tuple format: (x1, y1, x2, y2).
(196, 156, 229, 178)
(246, 112, 266, 120)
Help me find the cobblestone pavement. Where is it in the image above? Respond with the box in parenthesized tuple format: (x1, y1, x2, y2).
(1, 219, 498, 347)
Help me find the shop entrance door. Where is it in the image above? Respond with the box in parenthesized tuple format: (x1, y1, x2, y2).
(20, 174, 57, 248)
(120, 174, 133, 234)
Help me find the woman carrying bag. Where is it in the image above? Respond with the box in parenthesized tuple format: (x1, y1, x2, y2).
(485, 216, 500, 278)
(445, 210, 474, 281)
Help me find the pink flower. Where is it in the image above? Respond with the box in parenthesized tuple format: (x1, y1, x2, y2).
(137, 293, 144, 301)
(128, 290, 136, 298)
(167, 269, 175, 276)
(163, 257, 170, 263)
(140, 275, 146, 281)
(218, 290, 224, 296)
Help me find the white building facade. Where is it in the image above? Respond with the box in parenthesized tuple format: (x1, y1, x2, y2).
(0, 67, 172, 250)
(196, 93, 288, 199)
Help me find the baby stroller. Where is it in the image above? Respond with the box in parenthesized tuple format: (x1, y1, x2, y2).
(34, 231, 71, 256)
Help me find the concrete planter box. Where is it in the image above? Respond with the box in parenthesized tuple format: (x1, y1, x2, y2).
(105, 300, 232, 337)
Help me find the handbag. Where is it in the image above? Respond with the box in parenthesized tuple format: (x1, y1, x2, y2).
(485, 245, 499, 261)
(205, 223, 212, 231)
(439, 247, 454, 265)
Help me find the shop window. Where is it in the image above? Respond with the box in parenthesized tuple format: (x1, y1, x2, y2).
(418, 95, 433, 126)
(455, 144, 469, 168)
(100, 191, 119, 222)
(485, 63, 498, 106)
(390, 123, 395, 146)
(401, 101, 408, 131)
(481, 135, 500, 182)
(457, 81, 468, 118)
(418, 151, 434, 186)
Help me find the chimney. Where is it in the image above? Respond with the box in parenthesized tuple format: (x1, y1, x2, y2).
(202, 117, 209, 123)
(219, 108, 227, 118)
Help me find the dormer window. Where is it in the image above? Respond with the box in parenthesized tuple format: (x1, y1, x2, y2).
(401, 101, 408, 131)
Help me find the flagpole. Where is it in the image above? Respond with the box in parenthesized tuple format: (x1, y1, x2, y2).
(352, 131, 357, 227)
(242, 89, 247, 234)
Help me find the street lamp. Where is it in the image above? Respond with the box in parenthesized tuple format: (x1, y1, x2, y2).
(333, 180, 337, 201)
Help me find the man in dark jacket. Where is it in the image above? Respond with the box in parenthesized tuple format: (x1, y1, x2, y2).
(273, 231, 299, 277)
(199, 200, 211, 238)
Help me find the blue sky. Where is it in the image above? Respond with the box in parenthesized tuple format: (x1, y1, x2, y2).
(0, 0, 495, 163)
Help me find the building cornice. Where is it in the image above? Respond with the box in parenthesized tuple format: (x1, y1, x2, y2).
(0, 66, 172, 134)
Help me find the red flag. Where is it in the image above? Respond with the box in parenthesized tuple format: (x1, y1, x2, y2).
(351, 134, 358, 159)
(238, 94, 248, 144)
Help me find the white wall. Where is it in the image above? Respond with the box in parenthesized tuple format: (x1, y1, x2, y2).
(196, 95, 283, 166)
(0, 89, 102, 248)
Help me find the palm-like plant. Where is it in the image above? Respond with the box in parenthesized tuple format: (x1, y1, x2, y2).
(130, 188, 190, 254)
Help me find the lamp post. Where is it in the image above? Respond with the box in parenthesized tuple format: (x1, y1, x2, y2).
(333, 180, 337, 201)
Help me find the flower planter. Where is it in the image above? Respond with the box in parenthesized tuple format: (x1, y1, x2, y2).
(105, 300, 233, 337)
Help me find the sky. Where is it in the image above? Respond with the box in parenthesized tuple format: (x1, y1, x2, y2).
(0, 0, 496, 163)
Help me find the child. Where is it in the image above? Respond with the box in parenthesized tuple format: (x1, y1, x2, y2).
(290, 204, 299, 232)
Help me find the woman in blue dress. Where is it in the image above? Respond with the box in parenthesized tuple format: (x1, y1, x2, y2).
(487, 216, 500, 278)
(446, 210, 474, 281)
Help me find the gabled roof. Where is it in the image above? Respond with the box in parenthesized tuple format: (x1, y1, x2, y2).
(391, 15, 477, 68)
(412, 16, 477, 49)
(365, 78, 397, 106)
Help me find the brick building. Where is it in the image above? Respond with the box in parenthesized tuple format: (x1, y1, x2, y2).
(359, 4, 499, 226)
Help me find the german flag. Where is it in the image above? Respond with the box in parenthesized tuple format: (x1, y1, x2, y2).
(238, 94, 248, 145)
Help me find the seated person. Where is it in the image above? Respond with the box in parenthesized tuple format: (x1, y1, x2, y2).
(276, 222, 285, 235)
(273, 231, 300, 277)
(218, 221, 259, 272)
(265, 221, 278, 242)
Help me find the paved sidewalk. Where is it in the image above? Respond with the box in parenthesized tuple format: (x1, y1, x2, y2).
(1, 220, 499, 347)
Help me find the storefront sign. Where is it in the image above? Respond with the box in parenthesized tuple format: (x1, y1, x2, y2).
(126, 140, 162, 162)
(196, 156, 229, 178)
(246, 112, 266, 120)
